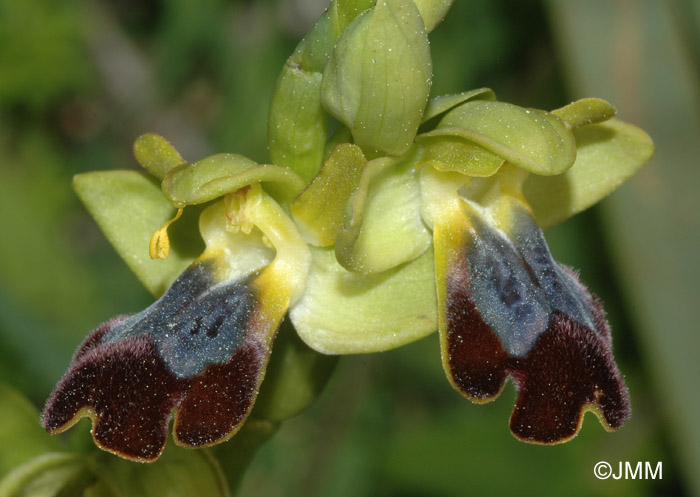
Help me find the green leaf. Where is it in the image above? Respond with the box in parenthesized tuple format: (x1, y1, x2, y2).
(335, 156, 431, 273)
(523, 118, 654, 229)
(552, 97, 616, 128)
(211, 421, 278, 493)
(434, 100, 576, 175)
(421, 88, 495, 124)
(291, 247, 437, 354)
(132, 134, 185, 180)
(73, 171, 202, 297)
(252, 319, 338, 422)
(162, 154, 306, 206)
(0, 453, 91, 497)
(268, 0, 375, 182)
(321, 0, 432, 156)
(291, 143, 367, 246)
(0, 382, 64, 477)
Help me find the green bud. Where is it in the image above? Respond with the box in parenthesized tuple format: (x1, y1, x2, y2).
(412, 0, 454, 32)
(268, 0, 375, 182)
(321, 0, 432, 157)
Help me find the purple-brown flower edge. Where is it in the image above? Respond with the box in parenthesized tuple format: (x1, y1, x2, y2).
(42, 260, 272, 461)
(441, 202, 631, 443)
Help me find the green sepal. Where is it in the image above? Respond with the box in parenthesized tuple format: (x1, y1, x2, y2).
(268, 0, 375, 182)
(524, 118, 654, 229)
(335, 156, 431, 273)
(416, 133, 504, 177)
(290, 247, 437, 354)
(433, 100, 576, 175)
(421, 88, 496, 124)
(162, 153, 306, 207)
(73, 171, 202, 297)
(552, 97, 616, 129)
(321, 0, 432, 156)
(133, 133, 185, 180)
(267, 68, 326, 184)
(291, 143, 367, 246)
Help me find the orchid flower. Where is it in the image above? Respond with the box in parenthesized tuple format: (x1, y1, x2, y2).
(43, 0, 653, 462)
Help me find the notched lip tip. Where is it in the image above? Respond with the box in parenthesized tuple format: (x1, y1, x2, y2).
(42, 405, 166, 462)
(93, 439, 164, 463)
(508, 401, 629, 445)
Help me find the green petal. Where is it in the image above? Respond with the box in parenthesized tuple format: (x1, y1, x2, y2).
(163, 153, 306, 206)
(416, 133, 504, 177)
(290, 247, 437, 354)
(268, 0, 374, 182)
(291, 143, 367, 246)
(133, 133, 185, 180)
(73, 171, 202, 296)
(413, 0, 455, 32)
(335, 156, 431, 274)
(421, 88, 495, 124)
(524, 118, 654, 229)
(435, 100, 576, 175)
(552, 97, 617, 129)
(321, 0, 432, 156)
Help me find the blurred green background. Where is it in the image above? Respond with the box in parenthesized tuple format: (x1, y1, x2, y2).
(0, 0, 698, 496)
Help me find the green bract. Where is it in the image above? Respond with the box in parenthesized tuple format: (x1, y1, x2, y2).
(42, 0, 654, 467)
